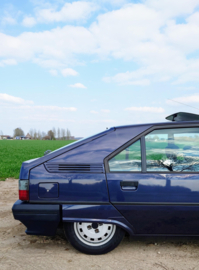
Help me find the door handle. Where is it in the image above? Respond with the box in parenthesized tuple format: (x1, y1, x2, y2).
(120, 181, 138, 191)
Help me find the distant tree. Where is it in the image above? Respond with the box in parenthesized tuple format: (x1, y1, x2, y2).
(14, 128, 24, 137)
(66, 129, 71, 140)
(37, 130, 42, 140)
(61, 128, 66, 140)
(48, 130, 55, 140)
(29, 129, 34, 138)
(52, 127, 56, 139)
(66, 129, 68, 140)
(41, 131, 46, 139)
(57, 128, 60, 140)
(43, 135, 50, 140)
(33, 129, 37, 140)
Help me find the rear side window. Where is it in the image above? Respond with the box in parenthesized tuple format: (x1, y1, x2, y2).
(145, 127, 199, 172)
(108, 140, 141, 172)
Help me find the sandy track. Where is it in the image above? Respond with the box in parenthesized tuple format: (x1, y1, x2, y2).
(1, 179, 199, 270)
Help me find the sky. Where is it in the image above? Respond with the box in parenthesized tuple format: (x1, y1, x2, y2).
(1, 0, 199, 137)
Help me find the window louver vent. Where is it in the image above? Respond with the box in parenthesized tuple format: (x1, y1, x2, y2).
(45, 163, 104, 173)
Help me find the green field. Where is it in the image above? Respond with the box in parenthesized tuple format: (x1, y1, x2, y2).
(0, 140, 75, 180)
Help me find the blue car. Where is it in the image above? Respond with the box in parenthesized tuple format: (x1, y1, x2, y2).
(12, 112, 199, 254)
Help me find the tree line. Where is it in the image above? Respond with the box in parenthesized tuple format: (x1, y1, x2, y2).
(12, 127, 72, 140)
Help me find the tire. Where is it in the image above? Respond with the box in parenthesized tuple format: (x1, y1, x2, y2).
(63, 222, 125, 255)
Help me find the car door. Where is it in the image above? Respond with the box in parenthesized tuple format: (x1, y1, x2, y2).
(105, 125, 199, 235)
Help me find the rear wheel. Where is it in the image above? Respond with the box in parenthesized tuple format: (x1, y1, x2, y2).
(64, 222, 125, 255)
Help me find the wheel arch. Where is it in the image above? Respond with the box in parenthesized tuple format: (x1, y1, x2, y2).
(63, 218, 133, 235)
(62, 204, 135, 236)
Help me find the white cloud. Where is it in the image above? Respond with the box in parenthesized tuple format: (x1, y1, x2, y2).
(2, 16, 16, 25)
(82, 118, 116, 124)
(1, 7, 22, 26)
(24, 1, 97, 26)
(0, 93, 77, 133)
(69, 83, 87, 88)
(100, 119, 116, 123)
(176, 86, 196, 90)
(125, 107, 165, 113)
(0, 98, 78, 136)
(1, 1, 199, 86)
(21, 115, 75, 123)
(91, 2, 199, 85)
(21, 105, 77, 111)
(90, 110, 98, 114)
(146, 0, 199, 18)
(104, 71, 151, 85)
(90, 4, 184, 84)
(101, 109, 110, 113)
(0, 25, 96, 69)
(22, 16, 37, 27)
(0, 94, 77, 112)
(100, 0, 128, 6)
(49, 69, 58, 76)
(61, 68, 78, 77)
(0, 59, 17, 67)
(0, 93, 33, 105)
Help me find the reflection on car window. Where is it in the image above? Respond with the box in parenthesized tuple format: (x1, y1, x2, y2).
(145, 127, 199, 172)
(109, 140, 141, 172)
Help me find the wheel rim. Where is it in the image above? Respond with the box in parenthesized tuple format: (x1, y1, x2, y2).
(74, 222, 116, 247)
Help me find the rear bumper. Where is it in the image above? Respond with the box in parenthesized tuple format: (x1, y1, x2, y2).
(12, 200, 60, 236)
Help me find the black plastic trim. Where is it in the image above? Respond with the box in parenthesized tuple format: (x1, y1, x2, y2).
(120, 181, 138, 188)
(44, 163, 104, 174)
(12, 200, 60, 214)
(29, 201, 110, 205)
(112, 202, 199, 206)
(12, 200, 61, 236)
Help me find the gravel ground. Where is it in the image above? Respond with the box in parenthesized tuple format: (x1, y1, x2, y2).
(1, 179, 199, 270)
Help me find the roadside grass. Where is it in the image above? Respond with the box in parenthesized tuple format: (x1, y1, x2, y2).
(0, 140, 75, 180)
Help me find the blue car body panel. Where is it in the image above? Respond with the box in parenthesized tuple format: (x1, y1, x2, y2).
(107, 173, 199, 234)
(12, 120, 199, 237)
(29, 164, 109, 203)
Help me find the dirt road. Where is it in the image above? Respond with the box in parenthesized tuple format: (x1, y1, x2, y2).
(0, 179, 199, 270)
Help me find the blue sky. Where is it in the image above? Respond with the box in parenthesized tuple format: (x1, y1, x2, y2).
(1, 0, 199, 137)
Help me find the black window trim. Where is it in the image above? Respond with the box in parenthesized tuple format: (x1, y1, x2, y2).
(104, 122, 199, 174)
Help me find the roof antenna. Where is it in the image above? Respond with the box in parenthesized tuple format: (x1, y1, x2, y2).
(167, 99, 199, 111)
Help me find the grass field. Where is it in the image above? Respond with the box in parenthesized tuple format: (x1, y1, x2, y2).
(0, 140, 75, 180)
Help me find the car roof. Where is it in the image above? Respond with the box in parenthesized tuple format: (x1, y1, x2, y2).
(114, 120, 199, 129)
